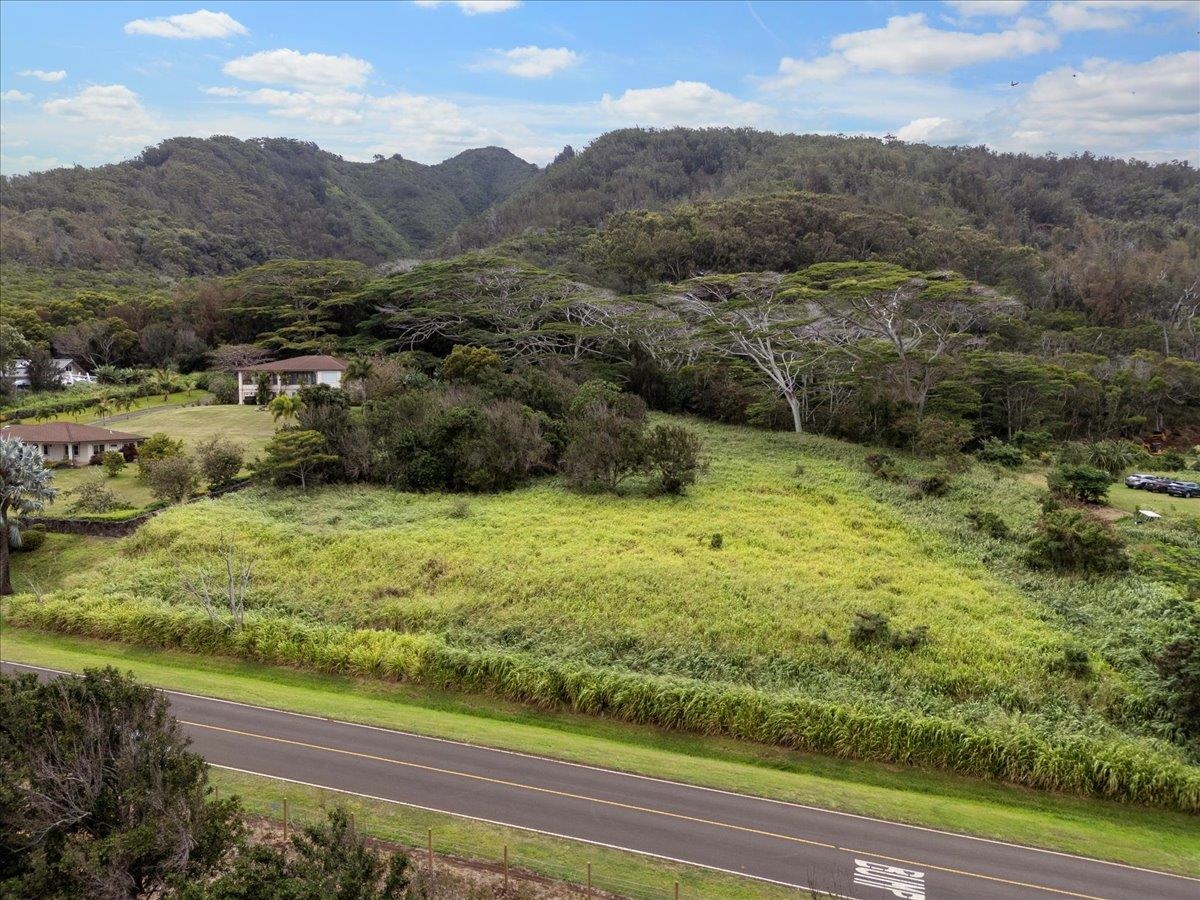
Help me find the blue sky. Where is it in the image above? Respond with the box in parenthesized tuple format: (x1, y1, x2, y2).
(1, 1, 1197, 174)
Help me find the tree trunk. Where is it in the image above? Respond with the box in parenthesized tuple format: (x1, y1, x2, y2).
(0, 507, 11, 597)
(785, 392, 803, 434)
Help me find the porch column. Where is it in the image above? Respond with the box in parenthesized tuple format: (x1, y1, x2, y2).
(66, 443, 74, 465)
(237, 370, 245, 404)
(274, 373, 282, 395)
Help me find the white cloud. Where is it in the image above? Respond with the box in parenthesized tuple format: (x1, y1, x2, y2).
(42, 84, 146, 121)
(600, 81, 770, 127)
(944, 1, 1027, 16)
(124, 9, 248, 39)
(1047, 1, 1198, 32)
(413, 1, 521, 14)
(243, 88, 366, 126)
(201, 86, 241, 97)
(1010, 51, 1200, 152)
(896, 116, 970, 143)
(770, 13, 1056, 87)
(223, 49, 373, 88)
(1, 90, 33, 102)
(474, 46, 579, 78)
(18, 69, 66, 82)
(832, 14, 1057, 75)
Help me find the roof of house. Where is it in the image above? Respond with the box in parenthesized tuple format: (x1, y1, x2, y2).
(240, 354, 347, 373)
(1, 423, 146, 444)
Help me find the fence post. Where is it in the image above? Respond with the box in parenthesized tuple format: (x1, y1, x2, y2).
(427, 828, 434, 879)
(674, 880, 680, 900)
(282, 799, 288, 841)
(586, 861, 592, 899)
(503, 844, 509, 895)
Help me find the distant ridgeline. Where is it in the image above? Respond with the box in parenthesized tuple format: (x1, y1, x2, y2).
(2, 127, 1196, 330)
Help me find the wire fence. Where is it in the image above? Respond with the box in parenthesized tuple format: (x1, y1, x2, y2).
(231, 784, 739, 900)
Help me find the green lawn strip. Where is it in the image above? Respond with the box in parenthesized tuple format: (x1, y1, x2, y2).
(212, 767, 793, 900)
(31, 390, 205, 424)
(3, 628, 1195, 877)
(1108, 483, 1199, 518)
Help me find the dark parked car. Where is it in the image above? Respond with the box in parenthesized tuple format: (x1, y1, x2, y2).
(1143, 478, 1173, 493)
(1165, 481, 1200, 498)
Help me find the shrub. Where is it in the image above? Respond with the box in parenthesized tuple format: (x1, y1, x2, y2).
(296, 384, 349, 409)
(1047, 464, 1111, 504)
(10, 525, 46, 552)
(977, 438, 1024, 467)
(206, 372, 238, 405)
(195, 436, 244, 488)
(1154, 620, 1199, 739)
(69, 477, 121, 514)
(1027, 508, 1128, 574)
(141, 455, 201, 504)
(448, 498, 471, 519)
(1080, 439, 1149, 478)
(966, 508, 1010, 539)
(138, 432, 184, 466)
(1156, 451, 1187, 471)
(864, 452, 899, 481)
(709, 532, 723, 550)
(908, 416, 972, 459)
(910, 471, 952, 498)
(850, 611, 891, 647)
(1056, 644, 1093, 678)
(440, 344, 501, 384)
(644, 423, 706, 495)
(254, 429, 337, 491)
(101, 450, 126, 477)
(562, 400, 647, 492)
(891, 625, 931, 651)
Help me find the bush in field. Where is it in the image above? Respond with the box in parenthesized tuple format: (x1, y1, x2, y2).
(850, 611, 929, 651)
(906, 415, 972, 459)
(138, 432, 185, 471)
(142, 455, 201, 504)
(101, 450, 126, 477)
(296, 384, 349, 410)
(977, 438, 1025, 467)
(1055, 643, 1093, 678)
(9, 525, 46, 553)
(561, 400, 647, 492)
(1078, 439, 1149, 479)
(1154, 618, 1200, 739)
(69, 476, 121, 514)
(1027, 508, 1127, 574)
(298, 399, 372, 482)
(176, 807, 415, 900)
(1047, 464, 1111, 504)
(644, 423, 706, 495)
(910, 471, 952, 498)
(254, 429, 338, 491)
(0, 668, 240, 898)
(966, 508, 1010, 538)
(864, 452, 899, 481)
(195, 436, 244, 488)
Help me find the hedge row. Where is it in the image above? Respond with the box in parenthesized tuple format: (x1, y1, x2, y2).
(7, 593, 1199, 813)
(0, 383, 158, 422)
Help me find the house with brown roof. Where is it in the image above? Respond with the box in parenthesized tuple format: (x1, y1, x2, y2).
(0, 423, 146, 467)
(234, 355, 347, 405)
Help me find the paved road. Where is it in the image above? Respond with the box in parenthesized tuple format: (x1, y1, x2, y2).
(5, 662, 1196, 899)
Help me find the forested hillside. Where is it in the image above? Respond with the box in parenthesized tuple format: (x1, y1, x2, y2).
(0, 136, 537, 274)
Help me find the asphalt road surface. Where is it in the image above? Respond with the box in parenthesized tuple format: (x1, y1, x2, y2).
(5, 662, 1197, 899)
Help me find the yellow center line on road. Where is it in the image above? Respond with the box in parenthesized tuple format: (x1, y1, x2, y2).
(185, 719, 1105, 899)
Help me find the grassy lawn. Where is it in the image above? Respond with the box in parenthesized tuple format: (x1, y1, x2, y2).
(2, 628, 1196, 877)
(42, 404, 276, 514)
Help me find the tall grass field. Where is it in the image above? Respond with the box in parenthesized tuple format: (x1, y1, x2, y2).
(10, 418, 1199, 810)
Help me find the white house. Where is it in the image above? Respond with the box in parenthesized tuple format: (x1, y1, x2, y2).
(235, 354, 347, 405)
(0, 423, 146, 466)
(8, 358, 95, 388)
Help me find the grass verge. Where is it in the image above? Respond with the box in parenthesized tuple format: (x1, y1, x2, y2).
(2, 627, 1195, 877)
(212, 767, 798, 899)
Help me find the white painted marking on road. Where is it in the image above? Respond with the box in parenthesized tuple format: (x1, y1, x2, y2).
(854, 859, 926, 900)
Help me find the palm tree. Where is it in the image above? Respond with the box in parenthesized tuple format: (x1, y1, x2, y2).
(343, 356, 374, 403)
(149, 368, 178, 404)
(268, 393, 302, 425)
(96, 397, 115, 424)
